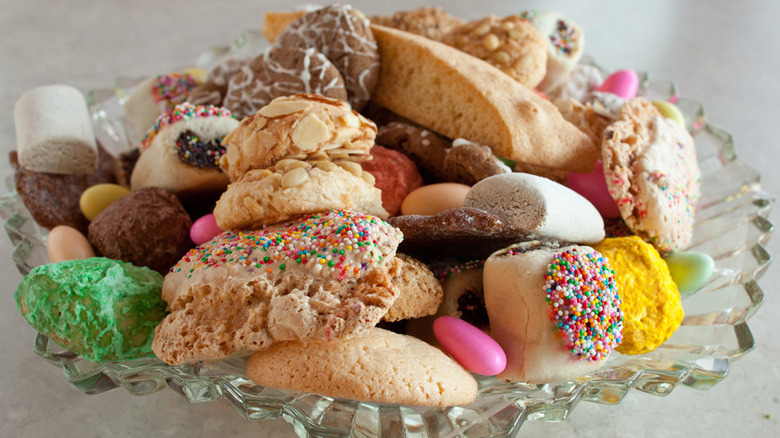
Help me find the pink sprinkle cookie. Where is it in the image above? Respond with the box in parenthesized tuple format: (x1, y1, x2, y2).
(602, 98, 701, 252)
(483, 240, 622, 383)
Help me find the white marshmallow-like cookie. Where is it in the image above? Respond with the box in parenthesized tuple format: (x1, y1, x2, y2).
(14, 84, 97, 175)
(246, 327, 478, 407)
(130, 103, 238, 198)
(484, 241, 623, 384)
(529, 11, 585, 94)
(123, 73, 199, 141)
(464, 173, 605, 244)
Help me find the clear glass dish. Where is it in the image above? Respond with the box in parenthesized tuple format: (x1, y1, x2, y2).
(0, 30, 774, 437)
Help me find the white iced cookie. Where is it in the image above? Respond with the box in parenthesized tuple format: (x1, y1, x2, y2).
(463, 172, 605, 244)
(123, 72, 199, 141)
(14, 84, 97, 175)
(130, 103, 238, 198)
(528, 11, 585, 94)
(484, 241, 623, 384)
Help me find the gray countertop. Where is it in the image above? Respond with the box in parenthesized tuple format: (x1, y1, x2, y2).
(1, 1, 778, 436)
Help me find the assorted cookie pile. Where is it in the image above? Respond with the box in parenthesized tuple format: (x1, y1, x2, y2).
(11, 5, 716, 408)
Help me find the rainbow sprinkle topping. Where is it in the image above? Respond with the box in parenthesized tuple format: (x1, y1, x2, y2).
(438, 259, 484, 282)
(151, 72, 199, 110)
(551, 19, 577, 55)
(172, 210, 401, 281)
(544, 249, 623, 361)
(141, 102, 233, 149)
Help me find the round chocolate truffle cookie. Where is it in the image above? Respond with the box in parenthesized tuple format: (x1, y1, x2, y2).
(223, 46, 347, 119)
(87, 187, 193, 274)
(278, 4, 380, 110)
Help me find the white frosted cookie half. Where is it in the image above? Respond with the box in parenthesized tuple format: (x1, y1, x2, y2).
(130, 103, 237, 198)
(246, 327, 478, 407)
(528, 10, 585, 94)
(484, 241, 623, 384)
(464, 172, 605, 244)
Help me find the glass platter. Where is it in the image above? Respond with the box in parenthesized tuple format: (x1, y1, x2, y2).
(0, 29, 775, 437)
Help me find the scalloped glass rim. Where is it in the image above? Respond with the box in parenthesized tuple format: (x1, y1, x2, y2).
(0, 31, 775, 437)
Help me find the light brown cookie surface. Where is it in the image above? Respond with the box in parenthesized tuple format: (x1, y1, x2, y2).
(213, 159, 387, 230)
(383, 253, 443, 322)
(602, 98, 701, 252)
(370, 6, 463, 41)
(220, 94, 376, 181)
(370, 24, 597, 173)
(442, 15, 548, 88)
(246, 327, 478, 407)
(153, 210, 403, 365)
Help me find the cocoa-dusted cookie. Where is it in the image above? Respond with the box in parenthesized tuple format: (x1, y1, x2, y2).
(220, 94, 376, 181)
(375, 122, 510, 185)
(214, 158, 387, 230)
(188, 55, 252, 107)
(222, 46, 348, 120)
(445, 139, 511, 186)
(376, 121, 450, 182)
(278, 5, 380, 110)
(246, 328, 478, 407)
(387, 207, 525, 258)
(153, 210, 403, 365)
(10, 144, 116, 235)
(360, 145, 423, 216)
(370, 6, 463, 41)
(87, 187, 192, 275)
(442, 15, 548, 89)
(602, 98, 701, 252)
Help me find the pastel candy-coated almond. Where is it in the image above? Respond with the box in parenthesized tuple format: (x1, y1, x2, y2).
(567, 160, 621, 218)
(664, 251, 715, 295)
(190, 213, 223, 245)
(80, 184, 131, 221)
(596, 69, 639, 99)
(651, 100, 686, 127)
(47, 225, 95, 263)
(401, 183, 471, 216)
(433, 316, 507, 376)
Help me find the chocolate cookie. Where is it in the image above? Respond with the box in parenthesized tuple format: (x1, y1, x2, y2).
(11, 143, 116, 234)
(188, 55, 252, 107)
(370, 6, 463, 41)
(387, 207, 525, 258)
(222, 46, 347, 120)
(87, 187, 192, 274)
(278, 5, 380, 110)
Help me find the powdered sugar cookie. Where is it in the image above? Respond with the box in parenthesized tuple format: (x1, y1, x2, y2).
(277, 5, 380, 110)
(602, 98, 701, 252)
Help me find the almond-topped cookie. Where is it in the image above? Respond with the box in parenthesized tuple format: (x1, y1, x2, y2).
(153, 209, 404, 365)
(213, 158, 387, 229)
(220, 94, 376, 181)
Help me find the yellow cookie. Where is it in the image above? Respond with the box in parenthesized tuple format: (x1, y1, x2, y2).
(594, 236, 683, 355)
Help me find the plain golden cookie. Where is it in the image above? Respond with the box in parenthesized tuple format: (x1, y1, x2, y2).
(246, 327, 478, 407)
(383, 253, 443, 322)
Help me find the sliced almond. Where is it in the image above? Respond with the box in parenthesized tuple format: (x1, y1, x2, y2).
(361, 171, 376, 186)
(292, 114, 330, 151)
(281, 167, 309, 188)
(259, 100, 312, 118)
(337, 160, 363, 177)
(313, 160, 337, 171)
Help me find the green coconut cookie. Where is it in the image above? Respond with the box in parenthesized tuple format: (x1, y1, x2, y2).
(14, 257, 167, 362)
